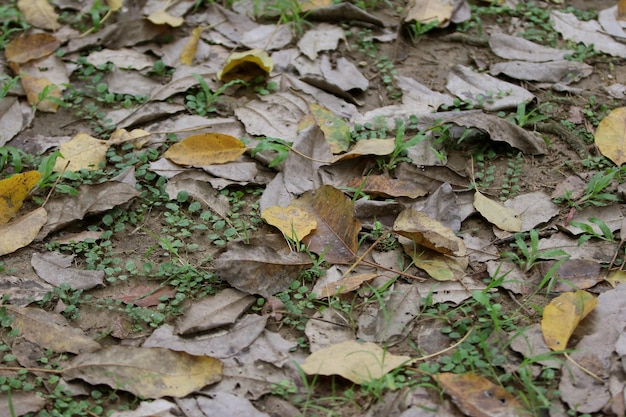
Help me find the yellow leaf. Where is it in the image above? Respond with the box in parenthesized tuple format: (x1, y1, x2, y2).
(318, 273, 378, 298)
(401, 238, 467, 281)
(541, 290, 597, 351)
(54, 133, 110, 172)
(20, 74, 61, 112)
(606, 269, 626, 288)
(0, 171, 42, 225)
(17, 0, 60, 30)
(393, 209, 466, 257)
(0, 207, 47, 256)
(163, 133, 246, 166)
(180, 27, 203, 66)
(332, 138, 396, 162)
(217, 49, 273, 82)
(300, 340, 410, 384)
(64, 346, 223, 398)
(106, 0, 123, 11)
(594, 107, 626, 165)
(147, 9, 184, 27)
(309, 103, 350, 154)
(4, 33, 60, 64)
(261, 205, 317, 241)
(473, 190, 522, 232)
(404, 0, 453, 26)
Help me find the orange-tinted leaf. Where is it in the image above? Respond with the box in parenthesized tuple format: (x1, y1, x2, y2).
(217, 49, 273, 82)
(541, 290, 597, 350)
(346, 175, 428, 199)
(300, 340, 410, 384)
(0, 171, 41, 225)
(473, 190, 522, 232)
(393, 209, 466, 257)
(54, 133, 109, 172)
(595, 107, 626, 165)
(309, 103, 350, 154)
(180, 27, 203, 65)
(4, 33, 60, 64)
(20, 73, 61, 112)
(261, 205, 317, 241)
(64, 346, 223, 398)
(318, 273, 378, 297)
(0, 207, 47, 256)
(290, 185, 361, 264)
(439, 373, 528, 417)
(17, 0, 60, 30)
(147, 9, 184, 27)
(163, 133, 246, 166)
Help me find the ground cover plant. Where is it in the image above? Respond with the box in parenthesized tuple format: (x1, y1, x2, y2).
(1, 0, 626, 416)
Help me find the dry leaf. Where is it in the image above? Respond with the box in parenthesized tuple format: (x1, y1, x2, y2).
(401, 238, 467, 281)
(541, 290, 597, 350)
(0, 207, 47, 256)
(163, 133, 246, 166)
(147, 9, 184, 27)
(318, 273, 378, 297)
(217, 49, 273, 82)
(393, 209, 467, 257)
(309, 103, 350, 154)
(64, 346, 223, 398)
(17, 0, 60, 30)
(20, 73, 61, 112)
(404, 0, 454, 26)
(107, 0, 123, 11)
(594, 107, 626, 165)
(0, 171, 41, 225)
(261, 205, 317, 241)
(438, 373, 528, 417)
(473, 190, 522, 232)
(346, 175, 428, 199)
(54, 133, 109, 171)
(332, 138, 396, 162)
(290, 185, 361, 264)
(4, 305, 101, 354)
(180, 27, 203, 65)
(4, 33, 60, 64)
(300, 340, 411, 384)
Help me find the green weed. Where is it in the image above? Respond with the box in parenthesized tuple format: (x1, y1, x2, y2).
(501, 229, 570, 274)
(185, 74, 245, 116)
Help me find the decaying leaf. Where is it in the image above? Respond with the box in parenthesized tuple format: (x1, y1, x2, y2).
(300, 340, 411, 384)
(31, 252, 104, 290)
(0, 171, 41, 225)
(4, 33, 60, 64)
(346, 175, 428, 199)
(332, 138, 396, 162)
(54, 133, 109, 171)
(17, 0, 60, 30)
(20, 73, 62, 112)
(290, 185, 361, 264)
(474, 190, 522, 232)
(594, 107, 626, 165)
(261, 205, 317, 241)
(163, 133, 246, 166)
(4, 305, 100, 354)
(401, 238, 467, 281)
(64, 346, 223, 398)
(542, 290, 597, 350)
(217, 49, 273, 82)
(180, 26, 204, 65)
(317, 272, 379, 298)
(438, 372, 528, 417)
(0, 207, 47, 256)
(309, 103, 350, 154)
(393, 209, 467, 257)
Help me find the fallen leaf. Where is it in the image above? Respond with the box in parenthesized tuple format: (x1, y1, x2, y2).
(261, 205, 317, 241)
(17, 0, 60, 30)
(64, 346, 223, 398)
(405, 0, 454, 26)
(116, 285, 176, 308)
(401, 238, 467, 281)
(317, 272, 378, 297)
(217, 49, 273, 82)
(147, 9, 184, 27)
(541, 290, 597, 350)
(606, 269, 626, 287)
(300, 340, 411, 384)
(0, 391, 47, 416)
(393, 209, 467, 257)
(332, 138, 396, 162)
(594, 106, 626, 165)
(4, 33, 60, 64)
(473, 190, 522, 232)
(163, 133, 246, 166)
(31, 252, 104, 290)
(0, 207, 47, 256)
(4, 305, 101, 354)
(346, 175, 428, 199)
(180, 26, 203, 65)
(290, 185, 361, 264)
(438, 372, 528, 417)
(309, 103, 350, 154)
(54, 133, 109, 171)
(20, 73, 61, 112)
(0, 171, 41, 225)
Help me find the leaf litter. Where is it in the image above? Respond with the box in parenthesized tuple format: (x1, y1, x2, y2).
(2, 0, 626, 416)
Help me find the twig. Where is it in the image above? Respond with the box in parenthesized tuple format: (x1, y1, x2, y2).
(564, 352, 605, 383)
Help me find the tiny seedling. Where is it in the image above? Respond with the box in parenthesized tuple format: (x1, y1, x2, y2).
(186, 74, 245, 116)
(553, 168, 620, 210)
(568, 217, 615, 245)
(501, 229, 570, 273)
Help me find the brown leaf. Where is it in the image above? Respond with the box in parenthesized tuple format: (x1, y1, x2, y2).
(116, 285, 176, 308)
(63, 346, 223, 398)
(214, 242, 312, 297)
(290, 185, 361, 264)
(20, 73, 61, 112)
(4, 305, 101, 354)
(318, 273, 379, 298)
(163, 133, 246, 166)
(17, 0, 60, 30)
(401, 238, 467, 281)
(0, 207, 47, 256)
(331, 138, 395, 162)
(4, 33, 60, 64)
(31, 252, 104, 290)
(438, 372, 528, 417)
(393, 209, 466, 257)
(346, 175, 428, 199)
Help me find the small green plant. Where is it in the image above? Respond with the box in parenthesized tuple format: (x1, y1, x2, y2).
(503, 102, 550, 128)
(501, 229, 570, 274)
(0, 5, 27, 50)
(352, 29, 402, 100)
(378, 119, 427, 171)
(185, 74, 245, 116)
(500, 152, 523, 200)
(568, 217, 615, 245)
(553, 168, 620, 210)
(408, 19, 439, 42)
(264, 0, 312, 35)
(251, 137, 293, 168)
